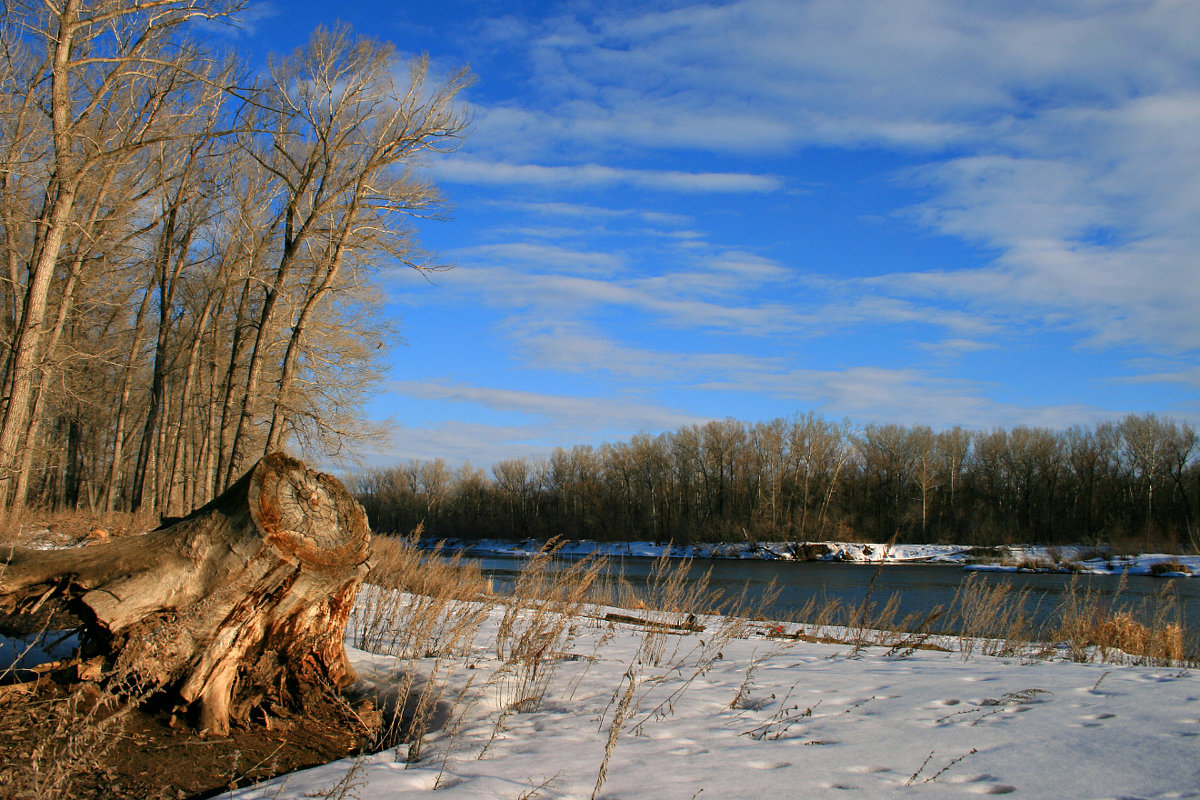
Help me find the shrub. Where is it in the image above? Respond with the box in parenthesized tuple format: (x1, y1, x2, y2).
(1148, 561, 1190, 577)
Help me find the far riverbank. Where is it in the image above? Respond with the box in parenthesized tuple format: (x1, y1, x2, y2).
(424, 537, 1199, 578)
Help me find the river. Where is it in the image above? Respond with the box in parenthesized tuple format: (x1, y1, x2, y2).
(472, 554, 1200, 636)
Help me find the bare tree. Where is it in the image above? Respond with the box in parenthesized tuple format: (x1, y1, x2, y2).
(0, 10, 472, 513)
(223, 27, 470, 486)
(1121, 414, 1184, 542)
(0, 0, 244, 509)
(856, 423, 918, 539)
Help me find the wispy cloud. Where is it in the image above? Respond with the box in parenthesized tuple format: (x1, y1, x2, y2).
(1118, 362, 1200, 393)
(487, 0, 1200, 153)
(364, 421, 550, 469)
(916, 338, 1001, 358)
(201, 1, 280, 38)
(388, 379, 708, 443)
(452, 242, 628, 276)
(508, 201, 694, 227)
(697, 364, 1113, 431)
(432, 157, 783, 193)
(501, 320, 787, 381)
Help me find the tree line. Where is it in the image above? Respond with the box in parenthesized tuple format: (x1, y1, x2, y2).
(350, 414, 1199, 550)
(0, 1, 469, 513)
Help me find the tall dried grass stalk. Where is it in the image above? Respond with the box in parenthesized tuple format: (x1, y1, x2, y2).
(948, 574, 1041, 659)
(349, 528, 495, 760)
(493, 539, 607, 712)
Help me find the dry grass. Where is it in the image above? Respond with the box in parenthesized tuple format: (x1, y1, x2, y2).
(0, 685, 124, 800)
(1089, 614, 1184, 662)
(585, 555, 785, 800)
(0, 626, 161, 800)
(769, 588, 946, 657)
(492, 539, 607, 712)
(1149, 561, 1192, 577)
(769, 569, 1193, 666)
(588, 552, 759, 668)
(350, 527, 495, 760)
(0, 509, 157, 549)
(946, 574, 1042, 659)
(354, 528, 493, 660)
(1051, 576, 1188, 665)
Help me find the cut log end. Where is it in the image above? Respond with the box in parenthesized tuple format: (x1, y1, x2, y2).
(250, 452, 370, 570)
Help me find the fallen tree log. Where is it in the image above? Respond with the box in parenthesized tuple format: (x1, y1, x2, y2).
(0, 453, 371, 735)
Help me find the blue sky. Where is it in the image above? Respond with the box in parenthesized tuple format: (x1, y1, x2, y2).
(231, 0, 1200, 468)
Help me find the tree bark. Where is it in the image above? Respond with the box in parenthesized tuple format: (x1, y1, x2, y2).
(0, 452, 371, 736)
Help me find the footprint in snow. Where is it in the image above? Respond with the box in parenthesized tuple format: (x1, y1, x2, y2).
(640, 727, 680, 741)
(666, 745, 710, 756)
(1075, 712, 1115, 728)
(942, 774, 1017, 794)
(842, 765, 891, 775)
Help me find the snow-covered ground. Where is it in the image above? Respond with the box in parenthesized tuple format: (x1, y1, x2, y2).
(227, 598, 1200, 800)
(439, 537, 1200, 577)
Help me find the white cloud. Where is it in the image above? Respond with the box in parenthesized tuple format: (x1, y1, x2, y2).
(200, 1, 279, 37)
(916, 338, 1001, 357)
(1118, 363, 1200, 393)
(452, 242, 627, 275)
(503, 320, 788, 381)
(695, 363, 1113, 431)
(390, 379, 695, 425)
(466, 1, 1196, 157)
(508, 201, 693, 227)
(367, 421, 549, 469)
(431, 157, 783, 193)
(382, 367, 1118, 470)
(432, 228, 1011, 355)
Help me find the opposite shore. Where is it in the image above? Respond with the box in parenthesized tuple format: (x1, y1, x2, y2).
(426, 536, 1199, 578)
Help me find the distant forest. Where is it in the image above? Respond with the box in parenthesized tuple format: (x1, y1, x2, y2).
(351, 413, 1199, 551)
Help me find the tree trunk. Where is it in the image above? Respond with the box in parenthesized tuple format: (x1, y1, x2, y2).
(0, 452, 371, 736)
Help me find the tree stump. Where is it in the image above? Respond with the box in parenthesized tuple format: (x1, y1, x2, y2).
(0, 453, 371, 735)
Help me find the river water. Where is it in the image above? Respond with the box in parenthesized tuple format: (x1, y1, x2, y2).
(472, 554, 1200, 635)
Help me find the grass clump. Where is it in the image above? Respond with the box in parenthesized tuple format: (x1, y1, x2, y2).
(1148, 560, 1191, 577)
(493, 538, 607, 712)
(946, 574, 1041, 659)
(350, 527, 495, 760)
(1052, 576, 1188, 665)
